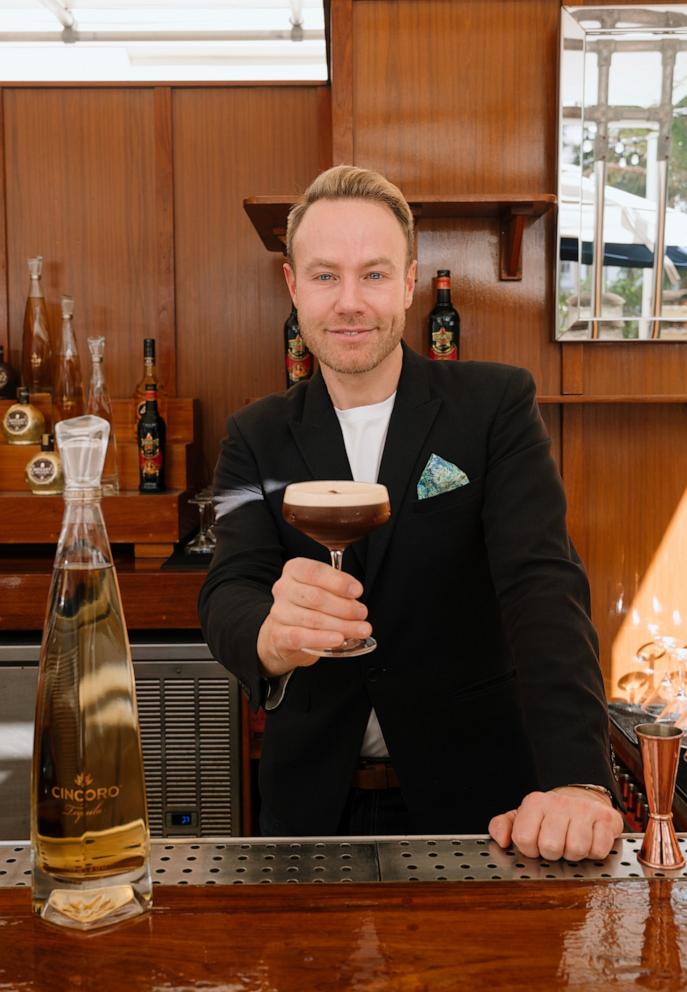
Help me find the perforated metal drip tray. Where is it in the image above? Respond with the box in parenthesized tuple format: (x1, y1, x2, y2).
(3, 834, 687, 886)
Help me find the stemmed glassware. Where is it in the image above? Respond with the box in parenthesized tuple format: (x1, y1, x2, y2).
(184, 487, 217, 555)
(282, 480, 390, 657)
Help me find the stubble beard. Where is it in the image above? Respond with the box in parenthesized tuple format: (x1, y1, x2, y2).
(299, 313, 406, 376)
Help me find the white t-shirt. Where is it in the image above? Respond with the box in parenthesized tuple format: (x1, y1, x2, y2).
(335, 392, 396, 758)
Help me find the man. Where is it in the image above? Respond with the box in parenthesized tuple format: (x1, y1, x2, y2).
(199, 165, 623, 859)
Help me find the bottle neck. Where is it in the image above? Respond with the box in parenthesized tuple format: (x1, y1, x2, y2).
(60, 317, 78, 356)
(29, 275, 44, 300)
(90, 358, 105, 390)
(55, 497, 112, 568)
(436, 289, 452, 305)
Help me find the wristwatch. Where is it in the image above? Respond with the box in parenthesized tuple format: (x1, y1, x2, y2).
(564, 783, 614, 803)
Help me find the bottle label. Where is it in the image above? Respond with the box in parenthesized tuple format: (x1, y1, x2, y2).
(5, 409, 29, 434)
(50, 771, 121, 825)
(140, 432, 163, 479)
(0, 368, 7, 390)
(286, 348, 313, 385)
(430, 326, 458, 361)
(28, 457, 57, 485)
(436, 277, 451, 291)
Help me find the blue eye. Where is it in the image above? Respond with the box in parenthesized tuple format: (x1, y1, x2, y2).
(367, 271, 383, 280)
(316, 273, 333, 281)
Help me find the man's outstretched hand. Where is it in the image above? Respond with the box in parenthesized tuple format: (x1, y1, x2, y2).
(488, 787, 624, 861)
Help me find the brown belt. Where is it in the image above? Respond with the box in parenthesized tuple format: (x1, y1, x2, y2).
(352, 761, 401, 790)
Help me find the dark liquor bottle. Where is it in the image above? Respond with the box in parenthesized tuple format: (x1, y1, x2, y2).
(133, 338, 167, 429)
(428, 269, 460, 361)
(137, 383, 166, 493)
(0, 344, 18, 399)
(284, 305, 312, 387)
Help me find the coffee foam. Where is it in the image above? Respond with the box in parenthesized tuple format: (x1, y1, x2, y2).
(283, 480, 389, 507)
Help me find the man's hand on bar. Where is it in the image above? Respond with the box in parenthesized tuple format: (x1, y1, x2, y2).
(488, 787, 624, 861)
(257, 557, 372, 677)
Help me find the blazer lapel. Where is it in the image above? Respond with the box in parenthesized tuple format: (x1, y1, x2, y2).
(365, 344, 441, 596)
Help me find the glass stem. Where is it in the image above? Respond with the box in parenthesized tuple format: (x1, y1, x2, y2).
(330, 549, 343, 570)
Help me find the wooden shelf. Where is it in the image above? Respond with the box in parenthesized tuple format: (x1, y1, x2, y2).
(0, 549, 207, 630)
(0, 489, 196, 559)
(243, 193, 556, 280)
(538, 395, 687, 404)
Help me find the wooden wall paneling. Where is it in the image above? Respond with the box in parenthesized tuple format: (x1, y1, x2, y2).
(349, 0, 561, 394)
(0, 91, 8, 358)
(330, 0, 354, 164)
(561, 344, 584, 394)
(154, 87, 177, 395)
(3, 88, 159, 400)
(563, 403, 687, 692)
(172, 87, 332, 481)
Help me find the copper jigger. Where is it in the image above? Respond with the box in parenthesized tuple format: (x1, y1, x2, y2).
(635, 722, 685, 870)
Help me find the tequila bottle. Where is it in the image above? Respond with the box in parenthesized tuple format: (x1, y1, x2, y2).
(21, 256, 53, 396)
(53, 296, 84, 425)
(1, 386, 45, 444)
(87, 336, 119, 495)
(25, 433, 64, 495)
(31, 416, 151, 930)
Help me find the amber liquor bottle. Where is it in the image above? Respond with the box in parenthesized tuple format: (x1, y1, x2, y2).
(53, 296, 85, 425)
(22, 256, 53, 396)
(428, 270, 460, 361)
(25, 433, 64, 495)
(134, 338, 167, 429)
(0, 345, 18, 399)
(138, 383, 166, 493)
(2, 387, 45, 445)
(284, 305, 312, 387)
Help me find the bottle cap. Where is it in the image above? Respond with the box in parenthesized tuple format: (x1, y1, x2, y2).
(17, 386, 29, 403)
(437, 269, 451, 277)
(61, 295, 74, 319)
(55, 415, 110, 491)
(27, 256, 43, 278)
(143, 338, 156, 359)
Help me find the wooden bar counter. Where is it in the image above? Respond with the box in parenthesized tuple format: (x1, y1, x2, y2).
(1, 837, 687, 990)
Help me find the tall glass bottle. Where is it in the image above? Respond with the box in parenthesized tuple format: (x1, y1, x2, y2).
(31, 416, 151, 930)
(22, 256, 53, 396)
(133, 338, 167, 429)
(87, 336, 119, 495)
(53, 296, 84, 425)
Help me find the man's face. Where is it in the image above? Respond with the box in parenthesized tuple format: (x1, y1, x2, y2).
(283, 198, 416, 376)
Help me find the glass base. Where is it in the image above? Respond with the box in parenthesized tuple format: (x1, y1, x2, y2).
(33, 861, 152, 931)
(302, 636, 377, 658)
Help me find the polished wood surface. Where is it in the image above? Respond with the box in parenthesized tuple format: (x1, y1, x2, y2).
(172, 86, 331, 479)
(330, 0, 354, 164)
(1, 879, 686, 990)
(3, 89, 164, 396)
(563, 403, 687, 695)
(0, 93, 8, 355)
(0, 551, 206, 629)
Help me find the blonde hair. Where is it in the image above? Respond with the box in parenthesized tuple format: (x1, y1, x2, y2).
(286, 165, 415, 270)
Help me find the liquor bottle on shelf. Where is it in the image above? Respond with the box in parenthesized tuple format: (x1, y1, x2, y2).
(428, 269, 460, 361)
(133, 338, 166, 428)
(22, 256, 53, 397)
(31, 415, 151, 930)
(0, 344, 18, 399)
(53, 296, 84, 425)
(25, 433, 64, 495)
(284, 305, 312, 387)
(87, 336, 119, 495)
(1, 387, 45, 445)
(137, 382, 166, 493)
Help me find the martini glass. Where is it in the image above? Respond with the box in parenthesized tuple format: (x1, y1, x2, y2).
(282, 480, 390, 657)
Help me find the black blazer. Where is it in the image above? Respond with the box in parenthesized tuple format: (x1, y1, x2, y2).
(199, 343, 615, 835)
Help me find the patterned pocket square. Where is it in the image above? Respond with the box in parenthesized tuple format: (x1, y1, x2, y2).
(417, 453, 470, 499)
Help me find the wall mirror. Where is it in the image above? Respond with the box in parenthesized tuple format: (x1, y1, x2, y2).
(558, 5, 687, 341)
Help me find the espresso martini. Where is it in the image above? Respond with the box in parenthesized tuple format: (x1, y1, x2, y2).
(283, 480, 390, 551)
(282, 481, 390, 657)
